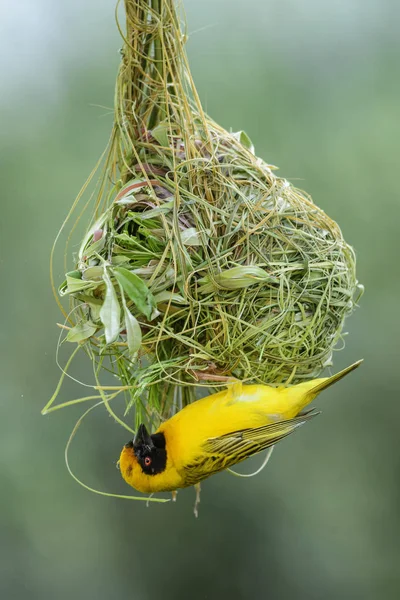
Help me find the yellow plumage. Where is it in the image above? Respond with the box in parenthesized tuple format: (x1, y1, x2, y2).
(119, 360, 362, 495)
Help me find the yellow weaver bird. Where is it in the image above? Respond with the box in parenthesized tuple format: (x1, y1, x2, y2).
(119, 360, 362, 499)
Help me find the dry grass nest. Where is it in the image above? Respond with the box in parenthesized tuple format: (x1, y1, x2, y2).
(48, 0, 362, 427)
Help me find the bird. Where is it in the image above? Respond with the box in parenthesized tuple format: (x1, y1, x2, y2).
(119, 360, 362, 501)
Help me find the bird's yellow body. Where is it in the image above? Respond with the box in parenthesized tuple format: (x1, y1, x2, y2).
(119, 361, 361, 494)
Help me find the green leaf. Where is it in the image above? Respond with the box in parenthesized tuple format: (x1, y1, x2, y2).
(62, 271, 96, 295)
(113, 267, 159, 321)
(82, 266, 104, 281)
(124, 309, 142, 357)
(66, 321, 97, 343)
(82, 236, 106, 259)
(114, 233, 155, 254)
(133, 199, 174, 220)
(198, 266, 278, 293)
(111, 255, 131, 266)
(154, 291, 188, 304)
(99, 268, 121, 344)
(114, 178, 147, 203)
(58, 280, 68, 296)
(232, 130, 255, 154)
(151, 121, 170, 147)
(78, 212, 109, 260)
(66, 270, 81, 279)
(120, 292, 142, 358)
(180, 227, 203, 246)
(75, 295, 103, 323)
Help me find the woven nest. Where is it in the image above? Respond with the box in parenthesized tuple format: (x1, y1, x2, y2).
(50, 0, 361, 427)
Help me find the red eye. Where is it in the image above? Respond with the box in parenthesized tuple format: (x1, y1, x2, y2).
(144, 456, 152, 467)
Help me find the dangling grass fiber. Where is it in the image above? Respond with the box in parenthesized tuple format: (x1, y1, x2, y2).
(46, 0, 362, 432)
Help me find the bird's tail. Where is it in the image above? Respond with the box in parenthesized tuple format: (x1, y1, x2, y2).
(301, 359, 363, 405)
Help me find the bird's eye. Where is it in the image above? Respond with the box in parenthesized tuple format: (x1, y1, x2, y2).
(144, 456, 152, 467)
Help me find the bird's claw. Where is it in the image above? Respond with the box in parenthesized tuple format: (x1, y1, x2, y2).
(193, 483, 201, 518)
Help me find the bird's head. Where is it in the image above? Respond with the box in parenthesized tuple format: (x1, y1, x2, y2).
(119, 424, 168, 493)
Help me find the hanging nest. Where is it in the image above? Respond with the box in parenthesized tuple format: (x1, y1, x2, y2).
(48, 0, 362, 429)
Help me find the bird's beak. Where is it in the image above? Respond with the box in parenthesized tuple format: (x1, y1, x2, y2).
(133, 423, 153, 448)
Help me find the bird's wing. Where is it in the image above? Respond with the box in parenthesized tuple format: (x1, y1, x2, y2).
(181, 410, 319, 486)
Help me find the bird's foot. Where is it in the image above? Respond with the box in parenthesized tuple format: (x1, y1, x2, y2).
(171, 490, 178, 502)
(193, 483, 201, 518)
(146, 493, 154, 507)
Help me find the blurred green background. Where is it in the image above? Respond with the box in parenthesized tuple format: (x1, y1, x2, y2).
(1, 0, 399, 598)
